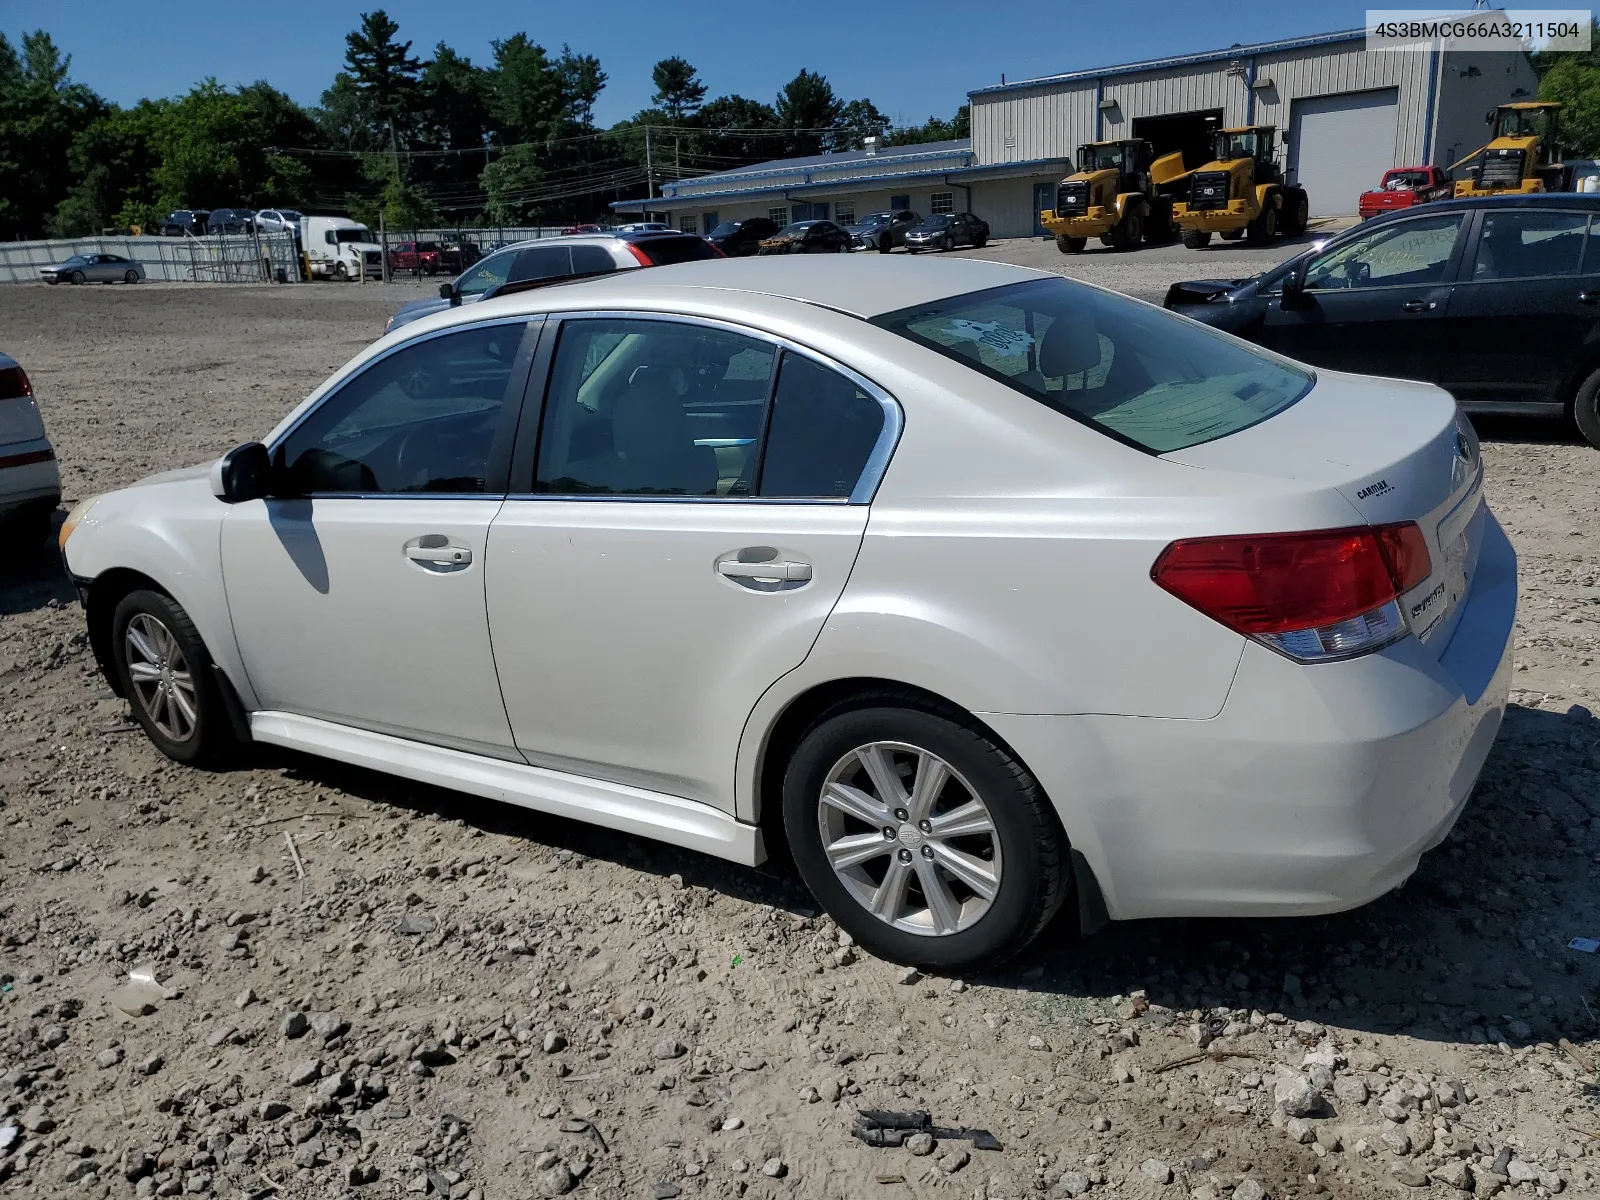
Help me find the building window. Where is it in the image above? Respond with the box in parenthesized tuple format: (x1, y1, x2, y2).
(769, 207, 789, 227)
(931, 192, 955, 215)
(678, 216, 698, 233)
(890, 195, 910, 211)
(834, 201, 856, 226)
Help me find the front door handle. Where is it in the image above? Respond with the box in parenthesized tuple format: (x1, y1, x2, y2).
(1581, 290, 1600, 306)
(404, 536, 472, 567)
(1400, 300, 1437, 313)
(718, 559, 812, 582)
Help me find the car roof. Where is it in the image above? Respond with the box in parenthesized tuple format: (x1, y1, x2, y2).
(1381, 192, 1600, 216)
(0, 350, 15, 370)
(465, 255, 1050, 320)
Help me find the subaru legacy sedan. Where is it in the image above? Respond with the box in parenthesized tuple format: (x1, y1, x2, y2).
(60, 257, 1514, 971)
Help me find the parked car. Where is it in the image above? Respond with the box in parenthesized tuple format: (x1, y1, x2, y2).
(1358, 166, 1452, 221)
(255, 209, 303, 235)
(707, 217, 779, 258)
(388, 241, 443, 276)
(0, 350, 60, 547)
(616, 222, 672, 232)
(758, 220, 853, 254)
(904, 212, 991, 253)
(61, 255, 1514, 971)
(435, 240, 480, 274)
(847, 210, 922, 253)
(561, 223, 604, 235)
(41, 254, 145, 285)
(1164, 194, 1600, 444)
(161, 210, 210, 237)
(384, 230, 724, 333)
(208, 208, 257, 235)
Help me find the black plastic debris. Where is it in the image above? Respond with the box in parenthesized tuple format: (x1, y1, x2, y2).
(851, 1109, 1002, 1151)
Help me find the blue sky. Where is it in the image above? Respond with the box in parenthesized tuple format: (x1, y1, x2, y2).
(10, 1, 1389, 129)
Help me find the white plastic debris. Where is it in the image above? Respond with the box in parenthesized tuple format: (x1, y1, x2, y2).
(109, 963, 178, 1016)
(1569, 937, 1600, 954)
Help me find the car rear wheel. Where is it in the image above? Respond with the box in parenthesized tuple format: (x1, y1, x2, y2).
(782, 699, 1068, 971)
(1570, 365, 1600, 450)
(1056, 235, 1086, 254)
(124, 270, 139, 284)
(69, 270, 85, 285)
(1281, 191, 1309, 238)
(1182, 229, 1212, 249)
(111, 590, 239, 767)
(877, 237, 891, 253)
(1108, 204, 1145, 252)
(973, 235, 987, 248)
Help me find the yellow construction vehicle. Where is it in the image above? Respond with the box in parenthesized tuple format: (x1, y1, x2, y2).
(1451, 101, 1565, 197)
(1171, 126, 1308, 250)
(1040, 139, 1190, 253)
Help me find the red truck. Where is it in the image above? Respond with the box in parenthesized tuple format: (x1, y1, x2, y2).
(387, 240, 443, 276)
(1358, 166, 1452, 220)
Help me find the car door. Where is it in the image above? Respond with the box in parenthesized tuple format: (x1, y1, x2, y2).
(485, 314, 896, 810)
(1255, 209, 1468, 382)
(1439, 207, 1597, 411)
(219, 318, 538, 758)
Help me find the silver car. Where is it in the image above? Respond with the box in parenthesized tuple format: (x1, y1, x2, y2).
(0, 351, 61, 546)
(41, 253, 145, 285)
(255, 209, 303, 235)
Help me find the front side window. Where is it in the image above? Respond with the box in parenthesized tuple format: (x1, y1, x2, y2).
(334, 228, 372, 244)
(536, 320, 776, 497)
(930, 192, 955, 215)
(458, 249, 516, 297)
(873, 277, 1312, 454)
(759, 354, 885, 499)
(1472, 210, 1587, 281)
(1303, 212, 1464, 291)
(274, 323, 526, 495)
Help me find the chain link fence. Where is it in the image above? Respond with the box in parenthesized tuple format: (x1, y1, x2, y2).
(0, 233, 302, 285)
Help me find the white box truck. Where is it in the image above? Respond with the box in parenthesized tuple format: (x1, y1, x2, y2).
(300, 216, 385, 281)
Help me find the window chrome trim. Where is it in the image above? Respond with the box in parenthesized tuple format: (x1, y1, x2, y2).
(264, 314, 536, 500)
(519, 308, 904, 506)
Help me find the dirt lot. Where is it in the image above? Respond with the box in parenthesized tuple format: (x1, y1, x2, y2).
(1, 268, 1598, 1200)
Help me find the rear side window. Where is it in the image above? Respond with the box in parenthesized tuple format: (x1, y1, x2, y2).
(511, 246, 574, 282)
(635, 236, 719, 265)
(569, 244, 618, 276)
(758, 355, 885, 499)
(872, 277, 1312, 454)
(1472, 210, 1587, 280)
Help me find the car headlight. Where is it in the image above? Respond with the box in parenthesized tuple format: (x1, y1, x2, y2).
(58, 494, 101, 552)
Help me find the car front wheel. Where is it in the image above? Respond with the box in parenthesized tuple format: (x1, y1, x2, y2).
(782, 698, 1067, 971)
(1571, 365, 1600, 449)
(112, 589, 239, 767)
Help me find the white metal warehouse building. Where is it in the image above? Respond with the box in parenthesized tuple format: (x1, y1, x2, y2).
(617, 26, 1538, 237)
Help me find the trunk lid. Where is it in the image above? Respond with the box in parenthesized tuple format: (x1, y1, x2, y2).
(0, 362, 46, 447)
(1163, 369, 1484, 656)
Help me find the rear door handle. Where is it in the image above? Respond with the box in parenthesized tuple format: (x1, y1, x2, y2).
(404, 537, 472, 567)
(718, 559, 812, 582)
(1400, 300, 1437, 313)
(1581, 290, 1600, 306)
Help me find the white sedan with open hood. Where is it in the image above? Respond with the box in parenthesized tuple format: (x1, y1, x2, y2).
(59, 256, 1514, 970)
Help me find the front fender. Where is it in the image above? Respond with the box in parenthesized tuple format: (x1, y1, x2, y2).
(64, 472, 256, 709)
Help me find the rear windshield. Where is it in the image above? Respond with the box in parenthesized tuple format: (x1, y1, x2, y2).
(872, 278, 1313, 453)
(635, 235, 720, 265)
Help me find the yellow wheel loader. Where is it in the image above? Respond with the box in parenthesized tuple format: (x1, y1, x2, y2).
(1451, 102, 1566, 197)
(1040, 139, 1190, 254)
(1171, 126, 1308, 250)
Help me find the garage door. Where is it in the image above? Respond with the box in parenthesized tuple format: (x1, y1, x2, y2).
(1288, 89, 1400, 217)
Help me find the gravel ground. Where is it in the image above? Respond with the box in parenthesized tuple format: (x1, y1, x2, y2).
(1, 269, 1598, 1200)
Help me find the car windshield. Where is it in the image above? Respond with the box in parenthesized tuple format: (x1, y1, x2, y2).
(779, 223, 817, 236)
(1078, 143, 1129, 172)
(872, 278, 1313, 454)
(709, 222, 740, 237)
(1494, 106, 1557, 141)
(1213, 130, 1267, 161)
(1384, 171, 1432, 189)
(278, 210, 301, 220)
(919, 216, 952, 228)
(334, 228, 373, 244)
(62, 256, 87, 265)
(857, 213, 893, 226)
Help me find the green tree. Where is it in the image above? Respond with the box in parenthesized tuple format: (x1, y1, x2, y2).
(884, 103, 970, 147)
(342, 9, 421, 146)
(693, 94, 781, 165)
(774, 69, 841, 156)
(557, 48, 606, 127)
(0, 30, 107, 238)
(651, 57, 705, 122)
(52, 100, 166, 235)
(481, 143, 544, 222)
(1537, 22, 1600, 156)
(836, 98, 890, 149)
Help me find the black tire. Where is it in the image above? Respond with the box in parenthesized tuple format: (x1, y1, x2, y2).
(124, 270, 139, 284)
(1570, 365, 1600, 449)
(1220, 228, 1245, 241)
(1056, 235, 1087, 254)
(877, 237, 891, 253)
(942, 234, 955, 252)
(1108, 203, 1145, 252)
(10, 501, 55, 550)
(1246, 199, 1277, 247)
(906, 247, 920, 254)
(1143, 198, 1174, 244)
(335, 262, 348, 281)
(69, 270, 85, 285)
(1281, 190, 1309, 238)
(1181, 229, 1212, 250)
(781, 696, 1068, 972)
(111, 589, 239, 767)
(973, 235, 987, 248)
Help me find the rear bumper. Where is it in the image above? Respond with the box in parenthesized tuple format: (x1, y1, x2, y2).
(1040, 212, 1116, 238)
(0, 440, 61, 517)
(1172, 201, 1250, 232)
(989, 509, 1517, 921)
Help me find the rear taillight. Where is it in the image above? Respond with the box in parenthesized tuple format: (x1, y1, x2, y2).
(706, 240, 727, 257)
(1151, 522, 1432, 663)
(624, 242, 653, 266)
(0, 364, 32, 400)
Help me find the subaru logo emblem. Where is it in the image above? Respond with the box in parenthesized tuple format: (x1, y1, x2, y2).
(1455, 429, 1472, 462)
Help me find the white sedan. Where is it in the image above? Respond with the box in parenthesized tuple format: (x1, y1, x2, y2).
(59, 256, 1515, 970)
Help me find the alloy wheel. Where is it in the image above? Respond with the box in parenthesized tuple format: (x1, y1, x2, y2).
(124, 613, 198, 742)
(817, 741, 1002, 937)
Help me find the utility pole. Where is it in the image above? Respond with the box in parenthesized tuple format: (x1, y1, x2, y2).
(645, 125, 655, 206)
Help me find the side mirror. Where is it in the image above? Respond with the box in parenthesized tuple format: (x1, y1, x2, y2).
(209, 442, 271, 503)
(1280, 262, 1310, 308)
(439, 281, 457, 303)
(1485, 110, 1496, 126)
